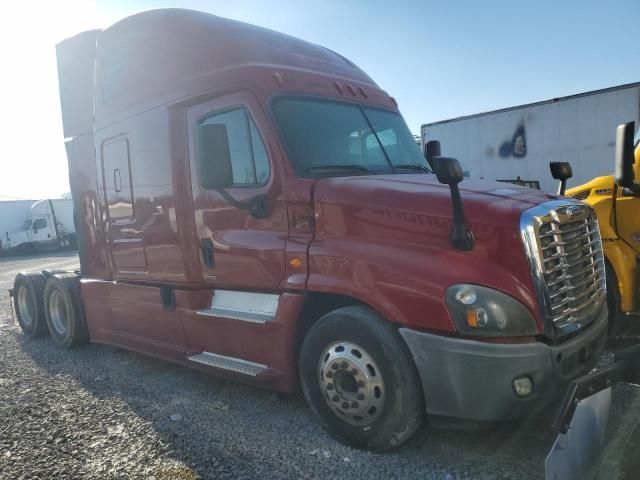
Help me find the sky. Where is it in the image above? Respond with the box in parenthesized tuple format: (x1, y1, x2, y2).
(0, 0, 637, 199)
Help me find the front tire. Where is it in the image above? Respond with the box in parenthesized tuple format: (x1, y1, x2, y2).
(299, 306, 424, 451)
(43, 273, 88, 348)
(606, 262, 623, 336)
(13, 272, 49, 338)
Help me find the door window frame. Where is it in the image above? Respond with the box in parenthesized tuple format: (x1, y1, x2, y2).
(100, 135, 136, 225)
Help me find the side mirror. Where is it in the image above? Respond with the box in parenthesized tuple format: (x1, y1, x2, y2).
(425, 140, 441, 168)
(549, 161, 573, 196)
(197, 123, 234, 190)
(615, 121, 636, 189)
(432, 156, 473, 251)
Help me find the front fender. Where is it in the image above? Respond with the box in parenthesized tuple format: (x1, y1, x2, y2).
(307, 237, 541, 334)
(604, 239, 638, 313)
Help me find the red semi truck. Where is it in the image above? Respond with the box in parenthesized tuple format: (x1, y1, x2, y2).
(13, 9, 613, 450)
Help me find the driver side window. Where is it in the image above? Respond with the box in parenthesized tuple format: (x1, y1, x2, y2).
(33, 219, 47, 230)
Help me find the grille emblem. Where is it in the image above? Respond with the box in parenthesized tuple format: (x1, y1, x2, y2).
(565, 205, 585, 219)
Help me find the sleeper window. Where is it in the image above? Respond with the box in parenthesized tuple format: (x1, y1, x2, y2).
(199, 109, 270, 186)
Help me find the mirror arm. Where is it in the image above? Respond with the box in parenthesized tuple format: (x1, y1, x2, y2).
(216, 189, 268, 219)
(558, 179, 567, 196)
(448, 183, 474, 251)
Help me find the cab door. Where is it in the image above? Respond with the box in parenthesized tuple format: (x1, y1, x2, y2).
(616, 141, 640, 254)
(615, 192, 640, 254)
(187, 91, 287, 288)
(31, 217, 52, 243)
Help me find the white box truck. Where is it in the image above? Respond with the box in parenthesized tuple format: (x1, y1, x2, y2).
(2, 199, 76, 254)
(421, 82, 640, 193)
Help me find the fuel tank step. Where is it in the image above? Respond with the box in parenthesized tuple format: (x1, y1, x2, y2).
(187, 351, 268, 376)
(195, 307, 274, 324)
(195, 290, 279, 324)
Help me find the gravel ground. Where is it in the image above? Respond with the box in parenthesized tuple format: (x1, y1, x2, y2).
(1, 252, 640, 479)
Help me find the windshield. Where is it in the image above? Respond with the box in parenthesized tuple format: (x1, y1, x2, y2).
(271, 96, 429, 176)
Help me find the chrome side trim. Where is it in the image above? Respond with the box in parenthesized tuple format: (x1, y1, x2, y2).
(187, 351, 268, 376)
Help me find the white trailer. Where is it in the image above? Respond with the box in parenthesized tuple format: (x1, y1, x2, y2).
(421, 82, 640, 193)
(0, 200, 37, 241)
(2, 199, 76, 253)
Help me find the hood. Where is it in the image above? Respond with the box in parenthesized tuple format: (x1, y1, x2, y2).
(311, 174, 558, 329)
(313, 174, 556, 229)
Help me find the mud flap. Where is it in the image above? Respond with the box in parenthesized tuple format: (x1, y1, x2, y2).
(545, 387, 611, 480)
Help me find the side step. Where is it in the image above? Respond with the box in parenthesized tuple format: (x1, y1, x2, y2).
(188, 351, 268, 376)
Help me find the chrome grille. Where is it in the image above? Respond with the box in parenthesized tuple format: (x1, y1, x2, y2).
(521, 200, 606, 335)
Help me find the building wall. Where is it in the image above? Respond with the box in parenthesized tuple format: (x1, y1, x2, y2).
(422, 84, 640, 193)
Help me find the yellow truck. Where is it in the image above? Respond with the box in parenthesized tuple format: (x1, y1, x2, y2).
(550, 121, 640, 333)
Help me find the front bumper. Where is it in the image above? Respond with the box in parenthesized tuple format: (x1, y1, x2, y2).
(399, 305, 608, 421)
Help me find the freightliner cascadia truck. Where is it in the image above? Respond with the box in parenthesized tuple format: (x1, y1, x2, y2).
(11, 9, 618, 450)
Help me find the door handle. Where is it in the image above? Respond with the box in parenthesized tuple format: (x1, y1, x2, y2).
(201, 238, 215, 268)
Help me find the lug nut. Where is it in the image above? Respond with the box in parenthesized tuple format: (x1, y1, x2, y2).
(332, 395, 339, 402)
(326, 383, 334, 391)
(331, 363, 339, 370)
(357, 393, 365, 400)
(341, 362, 348, 369)
(350, 368, 358, 376)
(357, 380, 365, 388)
(326, 371, 334, 378)
(351, 401, 359, 408)
(342, 402, 349, 409)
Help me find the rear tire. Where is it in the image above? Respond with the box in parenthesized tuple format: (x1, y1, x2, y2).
(299, 306, 424, 451)
(13, 272, 49, 338)
(43, 273, 88, 348)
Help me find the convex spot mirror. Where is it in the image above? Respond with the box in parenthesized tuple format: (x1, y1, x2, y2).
(432, 156, 464, 185)
(197, 123, 234, 190)
(550, 161, 573, 196)
(550, 162, 573, 181)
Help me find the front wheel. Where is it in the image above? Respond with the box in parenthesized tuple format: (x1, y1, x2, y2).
(299, 306, 424, 451)
(606, 262, 623, 336)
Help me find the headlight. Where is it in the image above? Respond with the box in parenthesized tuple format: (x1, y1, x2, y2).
(445, 284, 538, 337)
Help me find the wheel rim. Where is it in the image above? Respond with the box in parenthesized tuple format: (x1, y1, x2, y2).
(48, 290, 68, 337)
(17, 286, 34, 327)
(318, 341, 385, 426)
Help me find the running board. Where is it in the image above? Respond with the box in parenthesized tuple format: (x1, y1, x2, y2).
(196, 307, 274, 324)
(188, 351, 268, 376)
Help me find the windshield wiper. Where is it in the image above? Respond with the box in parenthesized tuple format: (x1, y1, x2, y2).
(394, 164, 433, 174)
(304, 164, 378, 175)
